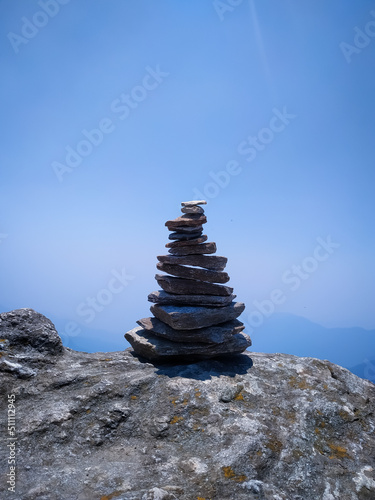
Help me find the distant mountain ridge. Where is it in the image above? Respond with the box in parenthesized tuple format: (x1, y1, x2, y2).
(251, 312, 375, 383)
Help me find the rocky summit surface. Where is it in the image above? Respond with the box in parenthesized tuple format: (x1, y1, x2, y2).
(1, 309, 375, 500)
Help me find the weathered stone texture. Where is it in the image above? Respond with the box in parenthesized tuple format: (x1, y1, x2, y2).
(125, 326, 251, 361)
(1, 309, 374, 500)
(155, 274, 233, 296)
(150, 302, 245, 330)
(165, 235, 208, 247)
(168, 242, 217, 255)
(156, 262, 230, 283)
(137, 316, 244, 343)
(148, 290, 236, 307)
(157, 254, 227, 270)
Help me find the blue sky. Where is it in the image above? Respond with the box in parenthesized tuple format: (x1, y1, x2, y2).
(1, 1, 374, 374)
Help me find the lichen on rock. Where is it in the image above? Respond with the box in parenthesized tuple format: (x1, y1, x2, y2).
(1, 308, 374, 500)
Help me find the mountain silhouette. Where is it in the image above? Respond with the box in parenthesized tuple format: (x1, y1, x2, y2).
(250, 312, 375, 383)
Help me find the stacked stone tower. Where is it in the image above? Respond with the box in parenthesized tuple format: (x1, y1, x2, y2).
(125, 200, 251, 362)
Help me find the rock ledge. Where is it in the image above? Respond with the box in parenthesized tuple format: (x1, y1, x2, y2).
(1, 309, 374, 500)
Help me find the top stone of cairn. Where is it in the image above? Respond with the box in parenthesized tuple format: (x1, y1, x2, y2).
(181, 200, 207, 207)
(180, 200, 207, 214)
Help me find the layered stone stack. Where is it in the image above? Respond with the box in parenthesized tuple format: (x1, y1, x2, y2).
(125, 200, 251, 362)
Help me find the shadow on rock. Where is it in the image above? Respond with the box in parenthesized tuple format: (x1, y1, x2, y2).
(130, 350, 253, 380)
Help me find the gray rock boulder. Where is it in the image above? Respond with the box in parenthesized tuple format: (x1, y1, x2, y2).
(1, 309, 374, 500)
(0, 307, 63, 358)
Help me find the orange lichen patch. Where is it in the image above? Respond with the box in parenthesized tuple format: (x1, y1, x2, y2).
(256, 450, 262, 456)
(234, 392, 244, 401)
(197, 497, 206, 500)
(315, 428, 320, 434)
(328, 443, 351, 459)
(192, 423, 205, 432)
(86, 409, 91, 414)
(190, 407, 210, 417)
(0, 339, 6, 342)
(222, 466, 235, 479)
(285, 410, 296, 423)
(194, 389, 202, 398)
(100, 491, 122, 500)
(323, 384, 328, 390)
(130, 395, 137, 400)
(99, 358, 113, 362)
(222, 466, 247, 482)
(266, 439, 283, 453)
(288, 376, 314, 390)
(170, 416, 184, 425)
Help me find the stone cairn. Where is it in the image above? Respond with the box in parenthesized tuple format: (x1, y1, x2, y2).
(125, 200, 252, 362)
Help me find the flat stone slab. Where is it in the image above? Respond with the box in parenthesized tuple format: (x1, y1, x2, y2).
(165, 214, 207, 230)
(168, 242, 217, 255)
(148, 290, 236, 307)
(125, 326, 251, 362)
(166, 235, 208, 248)
(181, 206, 205, 214)
(137, 317, 245, 344)
(181, 200, 207, 207)
(168, 231, 203, 241)
(156, 274, 233, 296)
(150, 302, 245, 330)
(157, 254, 227, 271)
(157, 262, 230, 284)
(170, 225, 204, 234)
